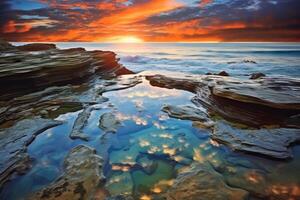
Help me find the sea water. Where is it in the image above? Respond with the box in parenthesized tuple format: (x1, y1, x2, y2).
(3, 43, 300, 199)
(52, 42, 300, 77)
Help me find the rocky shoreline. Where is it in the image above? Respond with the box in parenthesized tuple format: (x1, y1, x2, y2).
(0, 41, 135, 192)
(0, 41, 299, 199)
(147, 74, 300, 159)
(0, 40, 133, 100)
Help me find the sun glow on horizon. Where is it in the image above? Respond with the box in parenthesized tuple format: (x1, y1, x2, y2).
(106, 36, 144, 43)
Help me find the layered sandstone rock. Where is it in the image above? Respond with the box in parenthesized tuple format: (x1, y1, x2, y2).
(146, 74, 300, 159)
(0, 42, 133, 100)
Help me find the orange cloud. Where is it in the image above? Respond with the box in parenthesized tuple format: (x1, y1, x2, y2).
(200, 0, 213, 8)
(2, 0, 300, 42)
(89, 0, 182, 26)
(3, 20, 32, 33)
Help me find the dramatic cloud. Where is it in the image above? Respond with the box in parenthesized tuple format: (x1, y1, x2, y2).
(0, 0, 299, 42)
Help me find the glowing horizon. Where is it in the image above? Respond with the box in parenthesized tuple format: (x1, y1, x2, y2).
(1, 0, 300, 42)
(104, 36, 144, 43)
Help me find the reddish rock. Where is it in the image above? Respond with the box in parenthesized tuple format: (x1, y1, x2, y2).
(16, 43, 57, 51)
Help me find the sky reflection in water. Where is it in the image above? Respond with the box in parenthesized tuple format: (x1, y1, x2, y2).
(1, 77, 300, 199)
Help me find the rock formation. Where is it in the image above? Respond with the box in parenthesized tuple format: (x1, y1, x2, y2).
(31, 145, 105, 199)
(165, 164, 248, 200)
(250, 72, 266, 79)
(99, 112, 122, 133)
(212, 121, 300, 159)
(0, 42, 133, 100)
(0, 118, 63, 187)
(0, 41, 136, 190)
(70, 106, 96, 141)
(146, 74, 300, 159)
(162, 105, 214, 128)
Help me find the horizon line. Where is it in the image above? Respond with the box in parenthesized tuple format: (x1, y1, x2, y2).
(10, 41, 300, 44)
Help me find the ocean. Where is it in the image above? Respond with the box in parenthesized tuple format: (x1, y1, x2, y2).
(50, 42, 300, 77)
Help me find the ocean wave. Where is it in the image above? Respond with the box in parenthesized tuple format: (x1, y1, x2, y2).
(152, 52, 177, 56)
(205, 50, 300, 54)
(120, 55, 151, 63)
(120, 55, 181, 64)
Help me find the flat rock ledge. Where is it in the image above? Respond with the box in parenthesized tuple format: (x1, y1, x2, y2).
(99, 112, 122, 133)
(0, 42, 133, 100)
(31, 145, 105, 200)
(165, 164, 248, 200)
(70, 106, 96, 141)
(146, 74, 300, 159)
(162, 105, 215, 128)
(147, 74, 300, 128)
(212, 121, 300, 159)
(0, 117, 63, 187)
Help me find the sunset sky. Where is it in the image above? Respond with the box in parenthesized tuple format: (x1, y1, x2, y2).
(0, 0, 300, 42)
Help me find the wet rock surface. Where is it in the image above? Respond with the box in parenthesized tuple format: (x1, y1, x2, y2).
(206, 71, 229, 76)
(97, 76, 142, 95)
(147, 74, 300, 159)
(165, 164, 248, 200)
(99, 112, 122, 133)
(32, 145, 105, 200)
(162, 105, 214, 128)
(212, 121, 300, 159)
(0, 118, 63, 187)
(0, 42, 137, 191)
(250, 72, 266, 79)
(70, 106, 97, 141)
(147, 74, 300, 127)
(0, 42, 299, 199)
(0, 42, 133, 100)
(16, 43, 57, 51)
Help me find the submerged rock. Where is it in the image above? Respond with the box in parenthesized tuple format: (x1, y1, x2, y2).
(218, 71, 230, 76)
(243, 59, 257, 64)
(70, 106, 95, 140)
(0, 117, 63, 187)
(162, 105, 214, 128)
(32, 145, 105, 200)
(250, 72, 266, 79)
(212, 121, 300, 159)
(205, 71, 229, 76)
(165, 164, 248, 200)
(227, 60, 257, 64)
(105, 171, 133, 196)
(99, 112, 122, 133)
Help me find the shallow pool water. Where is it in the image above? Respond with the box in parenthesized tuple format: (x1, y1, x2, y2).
(1, 77, 300, 199)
